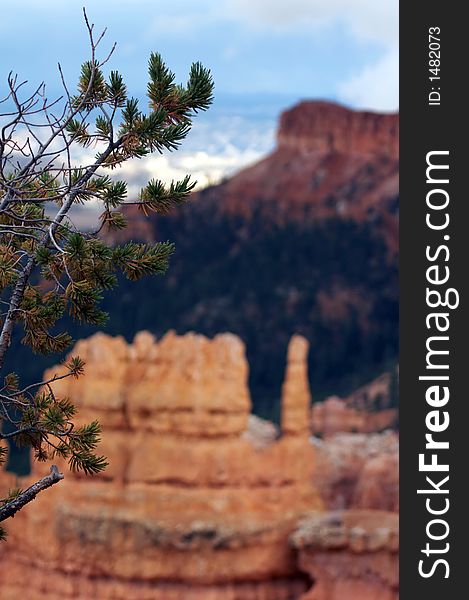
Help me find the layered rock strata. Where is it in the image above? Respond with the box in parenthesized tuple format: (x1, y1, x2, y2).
(313, 432, 399, 512)
(311, 370, 398, 436)
(291, 510, 399, 600)
(0, 331, 321, 599)
(110, 101, 399, 254)
(278, 101, 398, 159)
(204, 100, 399, 253)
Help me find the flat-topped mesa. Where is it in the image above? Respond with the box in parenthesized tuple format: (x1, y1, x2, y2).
(109, 100, 399, 256)
(278, 101, 399, 159)
(281, 335, 312, 437)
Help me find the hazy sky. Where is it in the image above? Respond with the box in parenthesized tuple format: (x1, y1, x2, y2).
(1, 0, 398, 110)
(0, 1, 398, 209)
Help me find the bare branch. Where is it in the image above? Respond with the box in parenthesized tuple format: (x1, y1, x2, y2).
(0, 7, 213, 528)
(0, 466, 64, 522)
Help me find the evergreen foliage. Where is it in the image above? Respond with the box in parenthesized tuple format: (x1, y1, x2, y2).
(0, 11, 213, 538)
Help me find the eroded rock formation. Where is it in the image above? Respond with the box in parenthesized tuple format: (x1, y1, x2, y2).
(278, 101, 398, 159)
(201, 100, 399, 254)
(0, 331, 321, 599)
(281, 335, 312, 437)
(110, 101, 399, 254)
(311, 371, 398, 436)
(291, 510, 399, 600)
(311, 397, 397, 436)
(313, 432, 399, 512)
(0, 331, 399, 599)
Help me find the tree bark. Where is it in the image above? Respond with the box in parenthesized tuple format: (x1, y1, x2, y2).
(0, 465, 63, 522)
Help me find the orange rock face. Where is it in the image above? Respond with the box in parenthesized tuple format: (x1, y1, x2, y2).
(291, 510, 399, 600)
(278, 101, 399, 159)
(0, 332, 321, 599)
(311, 397, 397, 436)
(113, 101, 399, 254)
(281, 335, 312, 437)
(313, 432, 399, 512)
(192, 101, 399, 253)
(311, 370, 398, 437)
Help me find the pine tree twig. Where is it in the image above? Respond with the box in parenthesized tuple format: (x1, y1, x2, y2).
(0, 465, 64, 522)
(0, 13, 213, 528)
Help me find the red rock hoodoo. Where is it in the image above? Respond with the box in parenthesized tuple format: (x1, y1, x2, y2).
(0, 331, 399, 600)
(0, 332, 321, 599)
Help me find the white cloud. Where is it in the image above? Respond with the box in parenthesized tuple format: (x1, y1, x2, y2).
(227, 0, 398, 110)
(339, 46, 398, 111)
(110, 147, 264, 199)
(63, 146, 265, 229)
(227, 0, 397, 46)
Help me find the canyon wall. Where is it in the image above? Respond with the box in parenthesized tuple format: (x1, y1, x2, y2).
(0, 332, 321, 599)
(311, 370, 398, 436)
(278, 101, 399, 159)
(110, 100, 399, 253)
(313, 432, 399, 512)
(311, 399, 397, 437)
(0, 330, 398, 600)
(191, 100, 399, 252)
(291, 510, 399, 600)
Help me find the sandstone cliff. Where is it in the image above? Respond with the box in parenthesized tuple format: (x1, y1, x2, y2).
(110, 101, 399, 254)
(311, 370, 398, 437)
(313, 432, 399, 512)
(291, 510, 398, 600)
(11, 101, 398, 421)
(216, 100, 399, 252)
(0, 331, 399, 599)
(0, 331, 322, 599)
(278, 101, 398, 158)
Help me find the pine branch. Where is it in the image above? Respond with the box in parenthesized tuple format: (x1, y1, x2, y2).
(0, 465, 63, 523)
(0, 10, 213, 533)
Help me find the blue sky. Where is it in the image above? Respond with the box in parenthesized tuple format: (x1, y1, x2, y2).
(1, 0, 397, 108)
(0, 1, 398, 207)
